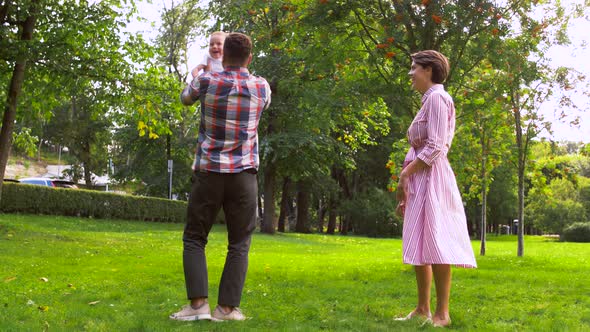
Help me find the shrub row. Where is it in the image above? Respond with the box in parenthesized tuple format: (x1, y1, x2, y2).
(561, 222, 590, 243)
(1, 182, 187, 223)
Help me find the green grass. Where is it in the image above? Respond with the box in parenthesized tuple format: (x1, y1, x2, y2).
(1, 214, 589, 331)
(34, 150, 77, 165)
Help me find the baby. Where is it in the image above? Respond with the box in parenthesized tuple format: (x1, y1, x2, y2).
(191, 31, 226, 78)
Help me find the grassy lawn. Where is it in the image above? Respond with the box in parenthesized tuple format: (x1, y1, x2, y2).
(1, 214, 589, 331)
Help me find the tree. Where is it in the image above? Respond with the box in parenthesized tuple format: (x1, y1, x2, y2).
(112, 0, 206, 198)
(526, 145, 590, 234)
(156, 0, 206, 186)
(208, 0, 392, 234)
(487, 163, 518, 233)
(528, 178, 587, 234)
(1, 0, 141, 197)
(204, 0, 586, 239)
(44, 87, 112, 186)
(501, 0, 590, 255)
(0, 0, 38, 200)
(452, 63, 513, 255)
(380, 0, 538, 248)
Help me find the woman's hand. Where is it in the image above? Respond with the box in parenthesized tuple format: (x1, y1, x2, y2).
(396, 171, 408, 217)
(396, 201, 405, 218)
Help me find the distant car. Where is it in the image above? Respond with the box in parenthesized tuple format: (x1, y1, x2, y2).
(18, 177, 55, 187)
(18, 177, 78, 189)
(2, 178, 19, 183)
(52, 180, 79, 189)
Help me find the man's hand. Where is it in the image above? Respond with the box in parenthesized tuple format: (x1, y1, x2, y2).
(180, 83, 199, 106)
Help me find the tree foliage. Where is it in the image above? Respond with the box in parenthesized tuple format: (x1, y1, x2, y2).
(0, 0, 144, 192)
(3, 0, 589, 245)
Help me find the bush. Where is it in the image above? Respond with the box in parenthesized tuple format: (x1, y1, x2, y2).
(529, 199, 587, 235)
(1, 182, 187, 223)
(340, 188, 401, 238)
(561, 222, 590, 243)
(579, 178, 590, 217)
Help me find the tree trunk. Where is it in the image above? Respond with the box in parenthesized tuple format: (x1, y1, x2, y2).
(166, 131, 171, 199)
(277, 177, 291, 232)
(317, 197, 326, 233)
(514, 95, 525, 257)
(82, 140, 93, 188)
(334, 167, 351, 235)
(326, 196, 336, 234)
(341, 216, 349, 235)
(83, 161, 92, 187)
(257, 189, 263, 221)
(260, 74, 278, 234)
(516, 148, 525, 257)
(0, 3, 37, 201)
(261, 164, 276, 234)
(37, 137, 43, 162)
(479, 135, 487, 256)
(479, 156, 487, 256)
(295, 184, 309, 233)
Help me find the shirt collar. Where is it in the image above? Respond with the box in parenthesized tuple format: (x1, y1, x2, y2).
(422, 84, 444, 103)
(225, 66, 250, 74)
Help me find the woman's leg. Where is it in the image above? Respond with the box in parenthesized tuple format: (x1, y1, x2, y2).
(414, 265, 432, 317)
(432, 264, 452, 326)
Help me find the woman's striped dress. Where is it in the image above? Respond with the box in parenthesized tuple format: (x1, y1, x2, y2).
(402, 84, 477, 268)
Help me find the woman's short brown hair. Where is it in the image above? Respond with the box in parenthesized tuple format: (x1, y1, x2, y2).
(223, 33, 252, 65)
(410, 50, 450, 84)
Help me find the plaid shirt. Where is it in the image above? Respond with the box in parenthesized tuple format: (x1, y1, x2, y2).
(181, 66, 271, 173)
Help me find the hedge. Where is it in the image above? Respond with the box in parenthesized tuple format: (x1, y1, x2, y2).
(561, 222, 590, 243)
(1, 182, 187, 223)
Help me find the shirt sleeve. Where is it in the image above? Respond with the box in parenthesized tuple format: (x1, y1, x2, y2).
(416, 93, 449, 166)
(180, 75, 210, 106)
(263, 80, 272, 110)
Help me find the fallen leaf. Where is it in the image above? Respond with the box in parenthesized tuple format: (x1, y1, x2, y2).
(88, 301, 100, 305)
(40, 277, 49, 282)
(4, 276, 16, 282)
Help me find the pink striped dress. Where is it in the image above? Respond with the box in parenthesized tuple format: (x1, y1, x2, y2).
(402, 84, 477, 268)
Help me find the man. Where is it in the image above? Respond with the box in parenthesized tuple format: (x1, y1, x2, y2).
(170, 32, 271, 322)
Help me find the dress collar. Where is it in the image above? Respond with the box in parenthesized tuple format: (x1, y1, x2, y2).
(422, 84, 444, 103)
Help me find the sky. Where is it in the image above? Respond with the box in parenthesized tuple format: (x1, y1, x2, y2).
(532, 1, 590, 143)
(126, 0, 590, 143)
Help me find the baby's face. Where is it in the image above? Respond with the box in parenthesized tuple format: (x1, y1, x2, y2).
(209, 35, 224, 59)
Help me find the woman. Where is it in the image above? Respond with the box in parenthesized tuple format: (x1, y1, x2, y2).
(395, 50, 477, 328)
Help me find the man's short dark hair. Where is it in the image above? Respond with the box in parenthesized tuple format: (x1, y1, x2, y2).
(223, 33, 252, 65)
